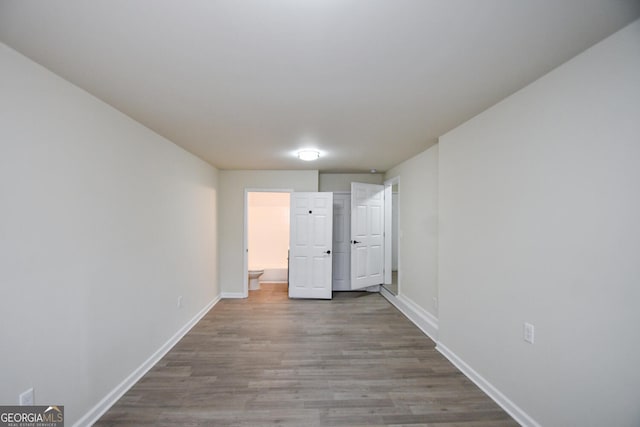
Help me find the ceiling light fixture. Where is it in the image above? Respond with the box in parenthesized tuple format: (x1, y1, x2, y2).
(297, 150, 320, 161)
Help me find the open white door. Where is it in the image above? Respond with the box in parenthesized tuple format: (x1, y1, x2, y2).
(351, 182, 384, 290)
(289, 192, 333, 299)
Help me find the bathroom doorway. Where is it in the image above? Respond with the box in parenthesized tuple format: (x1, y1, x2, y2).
(244, 190, 291, 299)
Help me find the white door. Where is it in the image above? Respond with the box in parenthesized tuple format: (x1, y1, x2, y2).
(351, 182, 384, 290)
(332, 193, 351, 291)
(289, 192, 333, 299)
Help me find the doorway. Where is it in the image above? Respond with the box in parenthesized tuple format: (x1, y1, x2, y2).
(332, 192, 351, 291)
(331, 183, 387, 292)
(244, 190, 291, 299)
(383, 177, 400, 295)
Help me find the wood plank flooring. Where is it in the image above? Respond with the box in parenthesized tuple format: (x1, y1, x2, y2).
(96, 283, 517, 426)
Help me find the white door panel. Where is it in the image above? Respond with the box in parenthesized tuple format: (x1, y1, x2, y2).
(289, 192, 333, 299)
(351, 182, 384, 290)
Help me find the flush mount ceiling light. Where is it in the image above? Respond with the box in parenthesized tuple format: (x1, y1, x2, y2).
(297, 150, 320, 161)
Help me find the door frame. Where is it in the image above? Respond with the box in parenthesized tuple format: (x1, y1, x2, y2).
(243, 188, 293, 298)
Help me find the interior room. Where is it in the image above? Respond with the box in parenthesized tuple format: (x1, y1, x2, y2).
(1, 2, 639, 426)
(246, 191, 291, 298)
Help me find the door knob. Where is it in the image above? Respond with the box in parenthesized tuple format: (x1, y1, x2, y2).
(325, 250, 331, 254)
(352, 240, 361, 244)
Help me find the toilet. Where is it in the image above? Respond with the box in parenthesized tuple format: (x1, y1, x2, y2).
(248, 269, 264, 290)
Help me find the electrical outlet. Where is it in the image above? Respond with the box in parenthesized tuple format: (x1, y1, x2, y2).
(523, 322, 535, 344)
(177, 296, 183, 309)
(19, 388, 34, 406)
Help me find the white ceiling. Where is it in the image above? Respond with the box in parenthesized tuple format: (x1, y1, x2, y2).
(1, 1, 639, 172)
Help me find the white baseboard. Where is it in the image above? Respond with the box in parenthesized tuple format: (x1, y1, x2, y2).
(221, 292, 245, 299)
(259, 268, 288, 282)
(380, 288, 439, 342)
(436, 343, 541, 427)
(74, 295, 221, 427)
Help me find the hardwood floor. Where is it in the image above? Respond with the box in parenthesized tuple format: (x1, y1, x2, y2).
(96, 283, 517, 426)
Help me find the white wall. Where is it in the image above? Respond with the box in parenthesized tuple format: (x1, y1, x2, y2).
(438, 20, 640, 427)
(319, 172, 383, 192)
(385, 145, 439, 316)
(248, 192, 290, 270)
(219, 170, 318, 296)
(0, 43, 219, 425)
